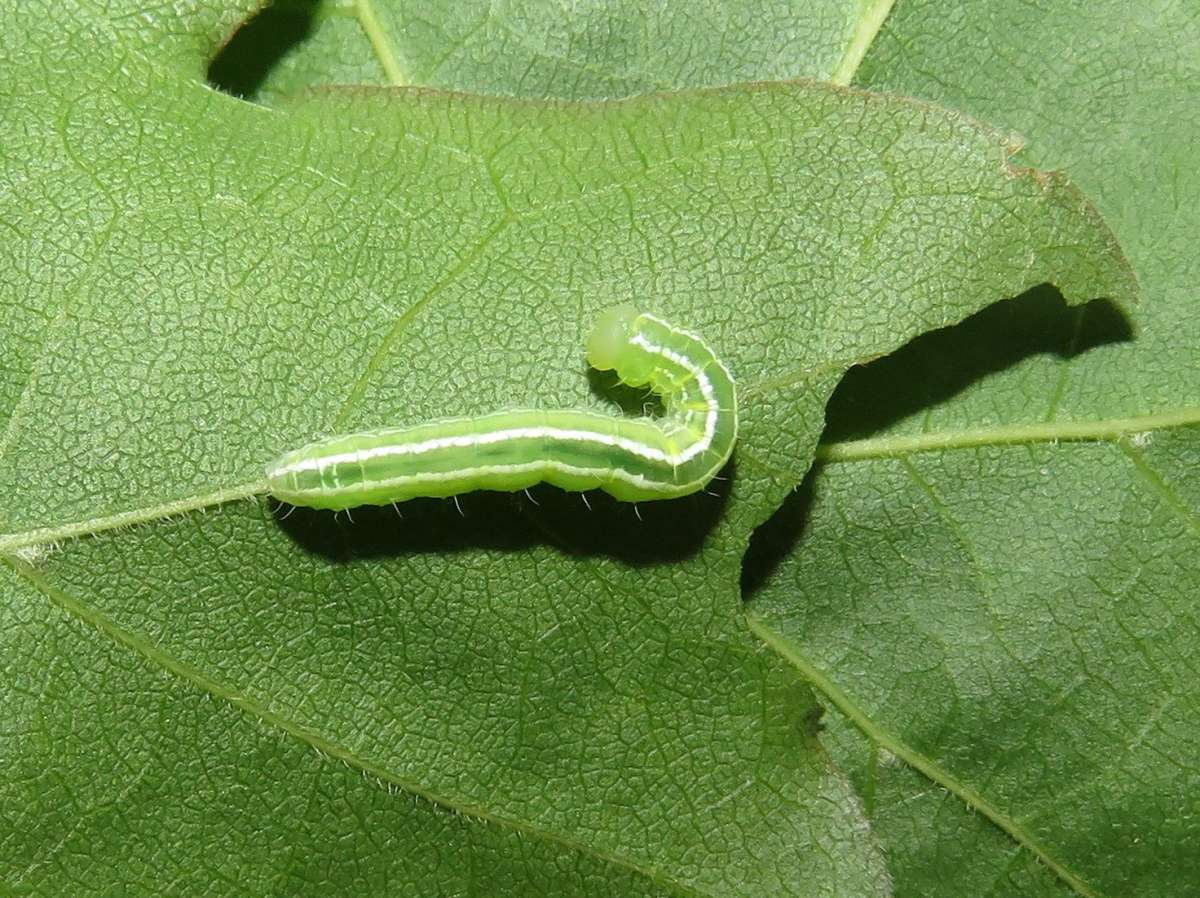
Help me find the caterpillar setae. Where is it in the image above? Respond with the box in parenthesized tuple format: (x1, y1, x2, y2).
(265, 306, 738, 510)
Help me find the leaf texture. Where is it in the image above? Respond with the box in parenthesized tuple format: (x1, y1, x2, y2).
(0, 1, 1144, 895)
(747, 2, 1200, 895)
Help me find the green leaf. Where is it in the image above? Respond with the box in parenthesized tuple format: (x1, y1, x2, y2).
(1, 1, 1136, 895)
(818, 710, 1075, 898)
(209, 0, 891, 101)
(747, 1, 1199, 896)
(0, 573, 690, 897)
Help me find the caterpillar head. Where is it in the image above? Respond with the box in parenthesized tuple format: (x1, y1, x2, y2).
(587, 305, 652, 384)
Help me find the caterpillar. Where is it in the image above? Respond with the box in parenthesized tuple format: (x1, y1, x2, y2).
(265, 307, 737, 510)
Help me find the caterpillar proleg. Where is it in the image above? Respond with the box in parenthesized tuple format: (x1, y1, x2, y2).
(266, 307, 737, 510)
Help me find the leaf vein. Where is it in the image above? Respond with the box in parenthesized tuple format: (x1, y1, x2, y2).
(3, 554, 716, 898)
(829, 0, 898, 86)
(745, 610, 1104, 898)
(815, 408, 1200, 463)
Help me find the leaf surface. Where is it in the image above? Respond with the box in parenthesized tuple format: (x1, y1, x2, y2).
(1, 573, 683, 897)
(746, 2, 1200, 895)
(211, 0, 888, 100)
(0, 1, 1136, 894)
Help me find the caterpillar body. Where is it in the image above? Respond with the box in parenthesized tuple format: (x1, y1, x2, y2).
(266, 307, 737, 510)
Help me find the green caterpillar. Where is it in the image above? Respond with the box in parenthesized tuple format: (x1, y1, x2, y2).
(266, 307, 738, 510)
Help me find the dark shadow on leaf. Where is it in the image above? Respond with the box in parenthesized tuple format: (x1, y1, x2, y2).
(274, 461, 732, 566)
(740, 465, 818, 599)
(587, 367, 664, 417)
(207, 0, 321, 99)
(821, 286, 1132, 443)
(741, 286, 1133, 599)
